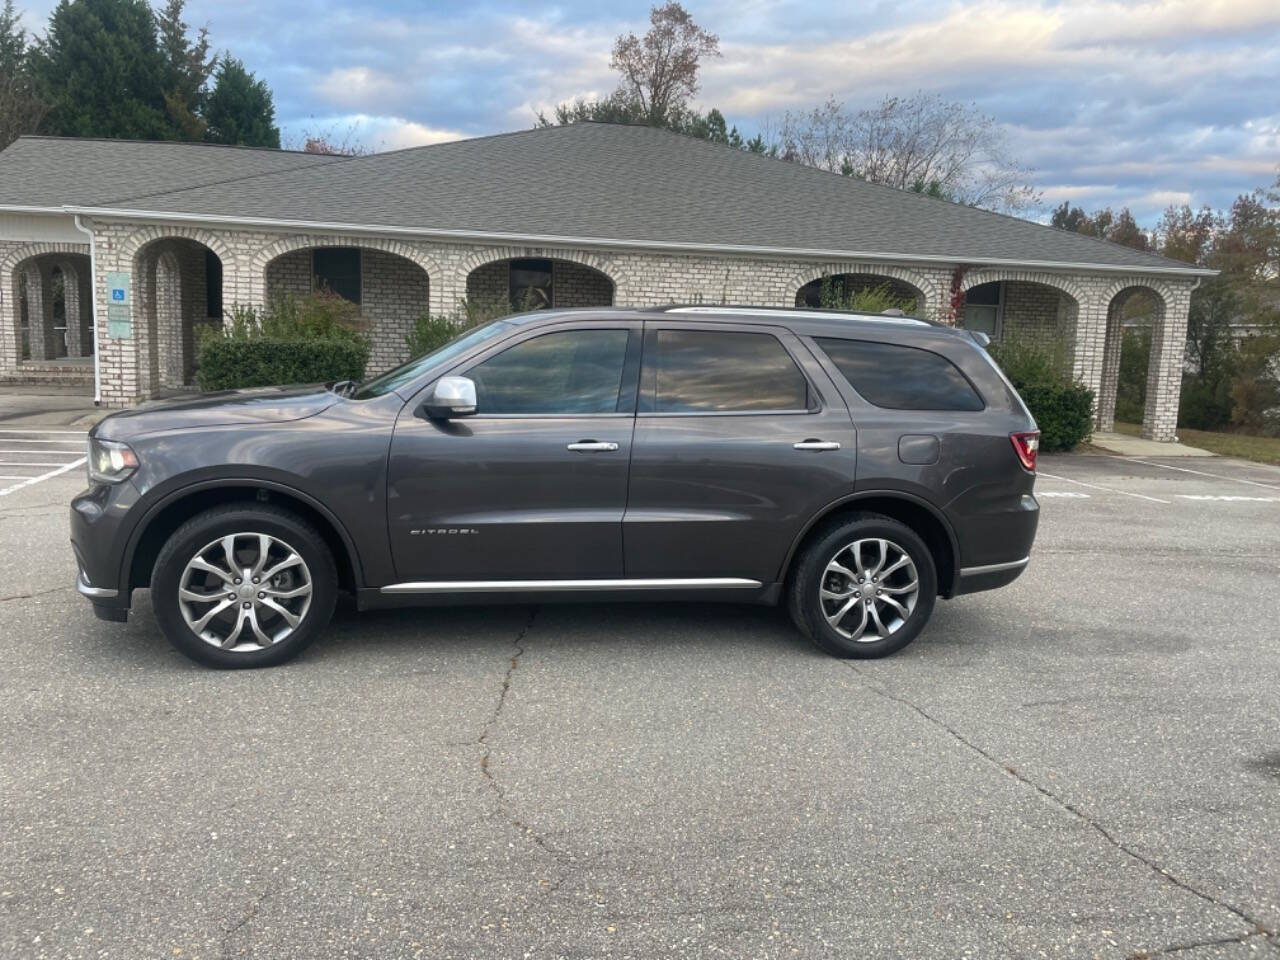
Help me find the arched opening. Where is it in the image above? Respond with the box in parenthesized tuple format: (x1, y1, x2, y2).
(8, 252, 93, 368)
(465, 257, 614, 315)
(959, 279, 1080, 378)
(1097, 286, 1166, 436)
(134, 237, 225, 394)
(795, 273, 923, 316)
(263, 244, 431, 373)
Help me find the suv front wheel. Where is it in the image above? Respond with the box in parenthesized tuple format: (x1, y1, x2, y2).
(151, 504, 338, 668)
(789, 513, 937, 658)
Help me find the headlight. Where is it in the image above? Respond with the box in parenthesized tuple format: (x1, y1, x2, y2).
(87, 437, 139, 485)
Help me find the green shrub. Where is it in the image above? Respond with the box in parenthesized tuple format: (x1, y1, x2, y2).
(1015, 381, 1094, 451)
(406, 313, 464, 359)
(197, 339, 370, 391)
(197, 292, 370, 390)
(988, 336, 1093, 451)
(1177, 374, 1233, 430)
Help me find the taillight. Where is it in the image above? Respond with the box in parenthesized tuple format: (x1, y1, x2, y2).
(1010, 431, 1039, 472)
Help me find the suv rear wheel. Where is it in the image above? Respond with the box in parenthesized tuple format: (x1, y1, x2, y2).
(151, 504, 337, 668)
(789, 513, 937, 658)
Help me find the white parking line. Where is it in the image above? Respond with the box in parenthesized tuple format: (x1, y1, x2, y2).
(0, 428, 87, 433)
(1178, 494, 1280, 503)
(1106, 455, 1280, 492)
(0, 457, 86, 496)
(1036, 491, 1091, 498)
(0, 461, 77, 467)
(1037, 471, 1171, 504)
(0, 438, 88, 445)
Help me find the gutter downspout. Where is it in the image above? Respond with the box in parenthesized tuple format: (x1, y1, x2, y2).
(72, 214, 101, 405)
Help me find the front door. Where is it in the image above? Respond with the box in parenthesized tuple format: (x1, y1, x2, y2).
(387, 322, 641, 581)
(624, 322, 857, 584)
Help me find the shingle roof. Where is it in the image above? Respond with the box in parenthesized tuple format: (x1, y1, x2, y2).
(0, 136, 342, 208)
(0, 124, 1207, 275)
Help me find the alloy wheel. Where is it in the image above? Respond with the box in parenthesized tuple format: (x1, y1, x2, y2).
(177, 532, 314, 652)
(818, 538, 919, 642)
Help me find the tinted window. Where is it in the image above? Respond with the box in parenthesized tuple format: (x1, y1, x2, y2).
(816, 338, 984, 411)
(648, 330, 810, 413)
(510, 258, 552, 310)
(354, 319, 517, 400)
(470, 329, 629, 414)
(313, 248, 361, 304)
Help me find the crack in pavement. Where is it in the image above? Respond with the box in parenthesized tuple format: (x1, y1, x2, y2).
(476, 606, 575, 871)
(1130, 930, 1280, 957)
(219, 884, 273, 959)
(842, 663, 1277, 956)
(0, 585, 72, 604)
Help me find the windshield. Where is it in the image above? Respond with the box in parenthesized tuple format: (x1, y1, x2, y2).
(352, 319, 517, 399)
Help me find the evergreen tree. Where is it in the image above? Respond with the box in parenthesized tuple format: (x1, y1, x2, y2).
(157, 0, 214, 140)
(0, 0, 45, 148)
(32, 0, 172, 139)
(203, 57, 279, 148)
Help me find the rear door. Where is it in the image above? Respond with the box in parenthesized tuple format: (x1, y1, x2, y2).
(623, 321, 856, 583)
(387, 320, 642, 581)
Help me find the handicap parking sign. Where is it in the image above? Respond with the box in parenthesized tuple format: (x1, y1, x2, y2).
(105, 271, 130, 305)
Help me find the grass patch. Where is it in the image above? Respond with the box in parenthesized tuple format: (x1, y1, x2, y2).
(1114, 421, 1280, 465)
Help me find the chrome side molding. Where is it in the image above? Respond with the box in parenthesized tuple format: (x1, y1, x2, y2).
(958, 557, 1029, 577)
(380, 577, 763, 594)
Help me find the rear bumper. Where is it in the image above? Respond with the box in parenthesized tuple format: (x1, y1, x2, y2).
(953, 555, 1029, 596)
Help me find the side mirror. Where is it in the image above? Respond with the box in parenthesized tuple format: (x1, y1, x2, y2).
(423, 376, 477, 419)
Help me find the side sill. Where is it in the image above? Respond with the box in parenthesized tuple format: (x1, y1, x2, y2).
(380, 577, 763, 595)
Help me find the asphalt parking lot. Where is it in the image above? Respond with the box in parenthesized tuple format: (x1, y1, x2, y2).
(1, 441, 1277, 959)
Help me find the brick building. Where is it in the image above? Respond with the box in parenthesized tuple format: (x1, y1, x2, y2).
(0, 123, 1211, 440)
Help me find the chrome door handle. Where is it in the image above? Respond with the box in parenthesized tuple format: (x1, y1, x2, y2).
(793, 440, 841, 451)
(567, 441, 619, 452)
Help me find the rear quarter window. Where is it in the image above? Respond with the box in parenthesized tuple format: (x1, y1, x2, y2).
(814, 337, 984, 411)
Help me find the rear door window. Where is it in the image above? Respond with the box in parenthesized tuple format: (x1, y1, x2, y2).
(815, 337, 983, 411)
(642, 329, 811, 413)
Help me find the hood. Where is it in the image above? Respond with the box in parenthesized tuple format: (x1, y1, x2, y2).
(93, 384, 342, 441)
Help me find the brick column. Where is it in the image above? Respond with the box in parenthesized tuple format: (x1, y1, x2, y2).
(1094, 308, 1124, 433)
(23, 261, 58, 361)
(1141, 284, 1192, 442)
(1071, 288, 1108, 412)
(61, 261, 83, 358)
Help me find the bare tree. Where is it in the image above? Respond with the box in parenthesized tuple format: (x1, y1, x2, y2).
(610, 2, 720, 126)
(780, 93, 1041, 213)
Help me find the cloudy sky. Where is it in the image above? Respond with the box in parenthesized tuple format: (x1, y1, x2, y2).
(17, 0, 1280, 223)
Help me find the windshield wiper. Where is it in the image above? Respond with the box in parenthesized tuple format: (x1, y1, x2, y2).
(328, 379, 357, 397)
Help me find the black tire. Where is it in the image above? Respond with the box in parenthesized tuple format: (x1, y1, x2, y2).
(151, 504, 338, 669)
(788, 512, 937, 659)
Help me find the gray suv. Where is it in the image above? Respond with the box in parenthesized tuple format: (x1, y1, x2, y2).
(71, 306, 1040, 668)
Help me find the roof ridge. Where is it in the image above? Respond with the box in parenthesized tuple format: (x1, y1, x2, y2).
(99, 150, 362, 207)
(12, 133, 343, 157)
(92, 124, 584, 209)
(613, 122, 1199, 273)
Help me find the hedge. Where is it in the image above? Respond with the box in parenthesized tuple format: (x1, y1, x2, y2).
(1016, 381, 1094, 452)
(196, 338, 370, 391)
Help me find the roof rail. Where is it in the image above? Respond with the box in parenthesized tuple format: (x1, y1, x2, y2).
(658, 304, 932, 325)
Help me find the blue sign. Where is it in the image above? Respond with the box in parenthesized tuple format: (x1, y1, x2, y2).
(111, 288, 125, 301)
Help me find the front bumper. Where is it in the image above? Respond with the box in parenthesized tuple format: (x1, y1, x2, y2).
(70, 479, 141, 619)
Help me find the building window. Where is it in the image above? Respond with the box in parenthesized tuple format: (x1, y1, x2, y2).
(313, 247, 362, 304)
(963, 281, 1002, 339)
(510, 258, 553, 310)
(205, 249, 223, 319)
